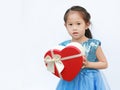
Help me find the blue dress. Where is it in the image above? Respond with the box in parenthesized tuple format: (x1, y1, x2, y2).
(56, 39, 110, 90)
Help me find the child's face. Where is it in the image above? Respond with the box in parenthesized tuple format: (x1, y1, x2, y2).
(65, 11, 89, 40)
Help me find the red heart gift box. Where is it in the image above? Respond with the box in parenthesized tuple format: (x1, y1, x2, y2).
(44, 42, 85, 81)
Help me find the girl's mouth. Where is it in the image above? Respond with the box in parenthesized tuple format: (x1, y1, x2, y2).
(73, 32, 78, 34)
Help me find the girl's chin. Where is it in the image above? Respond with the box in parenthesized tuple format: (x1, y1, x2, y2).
(73, 35, 80, 38)
(72, 37, 81, 40)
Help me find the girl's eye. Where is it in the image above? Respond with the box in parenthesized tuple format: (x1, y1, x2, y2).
(69, 24, 72, 26)
(77, 23, 81, 25)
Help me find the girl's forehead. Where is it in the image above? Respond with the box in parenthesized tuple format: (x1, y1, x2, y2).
(67, 11, 83, 18)
(67, 11, 83, 19)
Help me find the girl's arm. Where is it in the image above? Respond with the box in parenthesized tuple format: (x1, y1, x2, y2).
(83, 46, 108, 69)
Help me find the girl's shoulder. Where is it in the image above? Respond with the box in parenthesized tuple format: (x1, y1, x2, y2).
(88, 38, 101, 46)
(58, 40, 71, 46)
(88, 39, 101, 45)
(58, 39, 101, 46)
(86, 39, 101, 51)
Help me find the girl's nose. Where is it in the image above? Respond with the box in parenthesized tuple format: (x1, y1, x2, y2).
(73, 25, 77, 30)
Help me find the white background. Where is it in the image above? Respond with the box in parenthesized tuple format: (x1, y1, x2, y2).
(0, 0, 120, 90)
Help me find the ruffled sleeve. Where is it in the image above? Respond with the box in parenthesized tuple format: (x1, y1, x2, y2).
(85, 39, 101, 62)
(93, 39, 101, 51)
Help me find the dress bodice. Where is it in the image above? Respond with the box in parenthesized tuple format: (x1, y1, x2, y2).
(59, 39, 101, 62)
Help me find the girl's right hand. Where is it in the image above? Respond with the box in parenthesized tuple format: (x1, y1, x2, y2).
(82, 56, 89, 68)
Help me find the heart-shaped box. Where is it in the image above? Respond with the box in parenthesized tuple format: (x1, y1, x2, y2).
(44, 42, 85, 81)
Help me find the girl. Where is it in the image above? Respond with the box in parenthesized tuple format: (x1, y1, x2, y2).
(56, 6, 110, 90)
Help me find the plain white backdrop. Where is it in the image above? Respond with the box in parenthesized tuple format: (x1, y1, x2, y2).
(0, 0, 120, 90)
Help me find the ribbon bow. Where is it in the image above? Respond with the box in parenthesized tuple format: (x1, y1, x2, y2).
(44, 53, 64, 74)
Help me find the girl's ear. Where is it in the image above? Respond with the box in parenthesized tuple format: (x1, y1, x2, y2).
(64, 23, 67, 27)
(85, 22, 90, 30)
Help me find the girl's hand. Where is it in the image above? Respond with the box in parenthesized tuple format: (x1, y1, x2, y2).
(82, 56, 89, 68)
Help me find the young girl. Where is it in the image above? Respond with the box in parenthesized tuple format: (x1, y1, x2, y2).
(56, 6, 110, 90)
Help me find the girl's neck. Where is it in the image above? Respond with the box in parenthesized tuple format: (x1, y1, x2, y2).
(71, 37, 89, 43)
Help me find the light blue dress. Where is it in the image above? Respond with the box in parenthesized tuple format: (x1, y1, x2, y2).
(56, 39, 110, 90)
